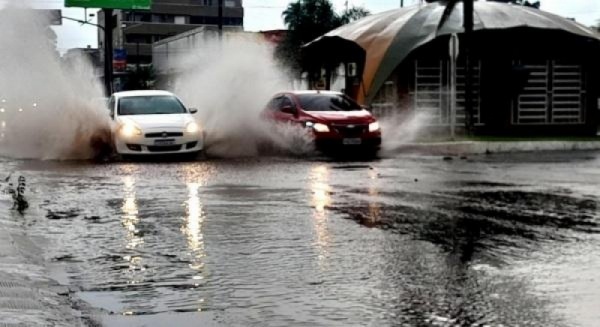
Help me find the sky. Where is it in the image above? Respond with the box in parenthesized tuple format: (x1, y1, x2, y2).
(2, 0, 598, 52)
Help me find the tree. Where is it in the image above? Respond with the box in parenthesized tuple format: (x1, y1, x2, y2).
(124, 65, 155, 90)
(338, 7, 370, 25)
(276, 0, 370, 74)
(282, 0, 339, 44)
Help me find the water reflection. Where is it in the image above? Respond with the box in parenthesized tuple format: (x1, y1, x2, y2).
(182, 183, 206, 274)
(366, 168, 382, 226)
(121, 175, 145, 284)
(181, 182, 207, 312)
(310, 165, 332, 264)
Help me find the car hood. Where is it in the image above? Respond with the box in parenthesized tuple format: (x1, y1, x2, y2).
(304, 110, 375, 124)
(118, 114, 193, 129)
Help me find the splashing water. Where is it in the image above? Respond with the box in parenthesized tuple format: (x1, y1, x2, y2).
(378, 109, 432, 155)
(0, 4, 112, 160)
(172, 34, 314, 157)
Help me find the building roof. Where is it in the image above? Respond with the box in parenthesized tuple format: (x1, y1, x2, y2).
(305, 1, 600, 104)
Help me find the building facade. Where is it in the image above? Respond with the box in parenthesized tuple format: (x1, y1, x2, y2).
(305, 2, 600, 136)
(372, 30, 600, 136)
(98, 0, 244, 68)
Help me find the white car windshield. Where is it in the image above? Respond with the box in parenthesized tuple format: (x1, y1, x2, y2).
(118, 96, 187, 115)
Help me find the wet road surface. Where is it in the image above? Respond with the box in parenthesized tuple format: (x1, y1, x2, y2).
(2, 151, 600, 326)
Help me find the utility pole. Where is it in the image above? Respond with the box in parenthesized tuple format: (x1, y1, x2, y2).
(449, 34, 459, 139)
(218, 0, 223, 38)
(102, 8, 114, 96)
(400, 0, 404, 8)
(463, 0, 474, 133)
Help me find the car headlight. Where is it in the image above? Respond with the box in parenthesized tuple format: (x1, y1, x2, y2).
(186, 121, 200, 134)
(369, 121, 380, 132)
(120, 122, 142, 137)
(307, 122, 329, 133)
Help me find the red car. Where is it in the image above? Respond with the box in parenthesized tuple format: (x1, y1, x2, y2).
(264, 91, 382, 150)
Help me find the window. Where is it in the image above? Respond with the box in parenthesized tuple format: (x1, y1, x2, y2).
(280, 97, 294, 111)
(151, 14, 175, 23)
(296, 94, 362, 112)
(175, 16, 186, 24)
(512, 60, 585, 125)
(413, 59, 482, 126)
(266, 97, 282, 110)
(125, 34, 153, 44)
(118, 96, 187, 115)
(126, 12, 151, 22)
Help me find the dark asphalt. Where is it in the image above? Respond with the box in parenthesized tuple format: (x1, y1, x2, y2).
(1, 151, 599, 326)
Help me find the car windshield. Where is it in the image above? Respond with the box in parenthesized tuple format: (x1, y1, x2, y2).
(296, 93, 362, 112)
(118, 95, 187, 115)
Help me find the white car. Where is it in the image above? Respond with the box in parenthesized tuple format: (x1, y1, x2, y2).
(108, 90, 204, 156)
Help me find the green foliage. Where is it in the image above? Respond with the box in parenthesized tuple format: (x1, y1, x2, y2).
(124, 65, 155, 90)
(276, 0, 370, 75)
(282, 0, 340, 44)
(339, 7, 371, 25)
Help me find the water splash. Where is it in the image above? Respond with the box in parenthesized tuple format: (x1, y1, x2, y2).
(0, 4, 112, 160)
(378, 110, 432, 155)
(171, 34, 313, 157)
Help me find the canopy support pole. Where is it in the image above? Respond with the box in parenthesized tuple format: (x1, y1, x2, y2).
(103, 9, 113, 96)
(464, 0, 474, 134)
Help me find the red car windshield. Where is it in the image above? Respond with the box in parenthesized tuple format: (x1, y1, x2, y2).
(296, 94, 362, 112)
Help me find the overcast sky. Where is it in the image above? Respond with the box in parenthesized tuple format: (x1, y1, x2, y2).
(7, 0, 600, 52)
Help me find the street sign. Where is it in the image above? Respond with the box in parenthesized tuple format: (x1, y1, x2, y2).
(65, 0, 151, 10)
(113, 48, 127, 72)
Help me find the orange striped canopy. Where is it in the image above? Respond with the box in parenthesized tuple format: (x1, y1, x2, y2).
(305, 2, 600, 104)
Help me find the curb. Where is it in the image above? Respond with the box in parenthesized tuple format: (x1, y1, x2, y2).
(0, 201, 86, 326)
(395, 141, 600, 155)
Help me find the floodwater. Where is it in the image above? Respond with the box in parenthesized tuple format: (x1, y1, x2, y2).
(2, 151, 600, 326)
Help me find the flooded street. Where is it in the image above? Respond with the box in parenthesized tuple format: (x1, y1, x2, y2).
(2, 151, 600, 326)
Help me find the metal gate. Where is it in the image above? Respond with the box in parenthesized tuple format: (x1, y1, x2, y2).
(414, 60, 445, 124)
(513, 60, 585, 125)
(414, 60, 481, 126)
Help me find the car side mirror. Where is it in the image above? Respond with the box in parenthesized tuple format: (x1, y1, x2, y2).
(281, 105, 296, 115)
(189, 108, 198, 114)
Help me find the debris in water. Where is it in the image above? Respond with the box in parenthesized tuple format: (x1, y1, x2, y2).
(46, 209, 81, 220)
(2, 175, 28, 214)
